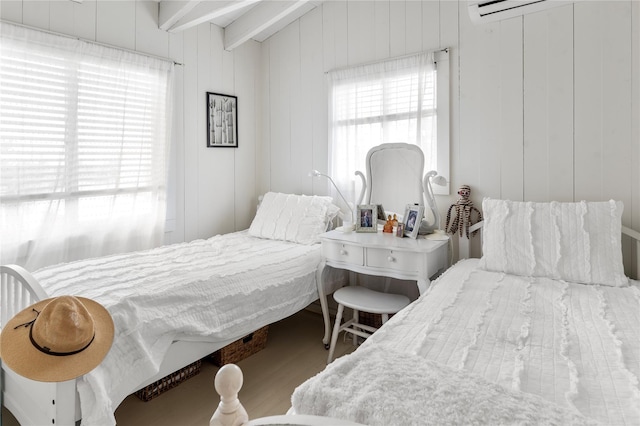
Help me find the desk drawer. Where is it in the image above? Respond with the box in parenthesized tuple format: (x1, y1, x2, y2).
(323, 242, 364, 266)
(366, 248, 420, 273)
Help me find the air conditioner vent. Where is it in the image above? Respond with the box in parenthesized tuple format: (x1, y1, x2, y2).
(469, 0, 571, 24)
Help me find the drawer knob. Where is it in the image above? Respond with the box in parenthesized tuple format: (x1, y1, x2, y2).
(340, 249, 348, 256)
(387, 256, 396, 263)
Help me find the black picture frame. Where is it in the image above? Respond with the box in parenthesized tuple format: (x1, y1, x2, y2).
(207, 92, 238, 148)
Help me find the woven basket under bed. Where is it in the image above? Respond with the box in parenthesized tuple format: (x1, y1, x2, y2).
(134, 360, 202, 402)
(133, 325, 268, 401)
(211, 325, 269, 366)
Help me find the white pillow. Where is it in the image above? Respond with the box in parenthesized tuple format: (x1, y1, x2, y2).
(478, 199, 628, 287)
(249, 192, 340, 245)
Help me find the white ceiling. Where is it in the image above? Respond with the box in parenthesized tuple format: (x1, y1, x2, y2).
(158, 0, 323, 51)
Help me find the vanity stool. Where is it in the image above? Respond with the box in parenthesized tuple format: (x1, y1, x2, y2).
(327, 286, 410, 363)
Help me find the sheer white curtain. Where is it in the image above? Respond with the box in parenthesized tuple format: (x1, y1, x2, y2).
(0, 22, 174, 270)
(327, 52, 438, 212)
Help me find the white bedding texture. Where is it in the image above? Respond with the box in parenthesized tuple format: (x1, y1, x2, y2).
(293, 259, 640, 425)
(293, 345, 599, 426)
(479, 199, 627, 287)
(34, 231, 323, 425)
(249, 192, 341, 244)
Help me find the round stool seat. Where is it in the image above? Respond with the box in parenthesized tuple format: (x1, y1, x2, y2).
(333, 286, 410, 314)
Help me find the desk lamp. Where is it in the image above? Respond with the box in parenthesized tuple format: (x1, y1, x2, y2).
(310, 170, 355, 232)
(422, 170, 448, 233)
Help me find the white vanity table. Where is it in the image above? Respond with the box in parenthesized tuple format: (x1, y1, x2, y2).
(316, 228, 449, 348)
(314, 143, 450, 348)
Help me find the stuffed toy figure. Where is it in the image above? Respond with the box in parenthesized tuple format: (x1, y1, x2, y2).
(445, 185, 482, 239)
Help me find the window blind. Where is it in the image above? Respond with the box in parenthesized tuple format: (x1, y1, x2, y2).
(327, 50, 449, 206)
(0, 22, 173, 269)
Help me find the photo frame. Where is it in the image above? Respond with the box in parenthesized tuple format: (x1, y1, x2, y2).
(356, 204, 377, 233)
(403, 204, 424, 239)
(207, 92, 238, 148)
(376, 204, 386, 223)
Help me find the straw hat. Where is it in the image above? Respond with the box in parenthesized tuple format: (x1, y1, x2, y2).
(0, 295, 114, 382)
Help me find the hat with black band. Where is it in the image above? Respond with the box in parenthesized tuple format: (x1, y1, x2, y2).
(0, 295, 114, 382)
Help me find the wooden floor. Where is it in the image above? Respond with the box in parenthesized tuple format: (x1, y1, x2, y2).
(2, 309, 356, 426)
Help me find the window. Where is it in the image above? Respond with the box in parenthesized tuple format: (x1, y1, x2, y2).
(0, 23, 173, 270)
(327, 50, 450, 201)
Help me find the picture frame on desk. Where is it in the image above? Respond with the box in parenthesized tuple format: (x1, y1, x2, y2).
(403, 204, 424, 239)
(356, 204, 377, 233)
(376, 204, 386, 223)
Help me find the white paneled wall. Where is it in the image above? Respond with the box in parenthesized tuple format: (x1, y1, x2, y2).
(634, 1, 640, 235)
(1, 0, 638, 265)
(523, 6, 573, 203)
(1, 0, 262, 246)
(262, 0, 640, 260)
(264, 0, 458, 199)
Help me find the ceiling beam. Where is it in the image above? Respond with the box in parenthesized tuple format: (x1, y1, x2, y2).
(223, 0, 313, 51)
(166, 0, 262, 34)
(158, 1, 199, 31)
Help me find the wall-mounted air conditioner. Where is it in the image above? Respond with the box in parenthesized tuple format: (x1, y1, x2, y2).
(468, 0, 571, 24)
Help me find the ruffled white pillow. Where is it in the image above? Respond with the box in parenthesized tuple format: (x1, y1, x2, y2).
(478, 199, 628, 287)
(249, 192, 340, 245)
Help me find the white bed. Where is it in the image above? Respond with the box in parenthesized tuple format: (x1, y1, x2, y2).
(0, 192, 345, 426)
(286, 199, 640, 426)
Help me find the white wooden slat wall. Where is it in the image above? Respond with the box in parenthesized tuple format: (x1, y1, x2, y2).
(634, 1, 640, 236)
(499, 17, 524, 203)
(389, 1, 407, 58)
(302, 8, 328, 198)
(168, 31, 185, 237)
(267, 24, 295, 194)
(459, 7, 504, 200)
(575, 3, 633, 219)
(374, 1, 390, 61)
(263, 0, 639, 261)
(524, 5, 573, 202)
(1, 0, 638, 265)
(234, 41, 260, 230)
(348, 1, 376, 65)
(634, 0, 640, 278)
(182, 27, 199, 242)
(257, 41, 271, 197)
(1, 0, 262, 247)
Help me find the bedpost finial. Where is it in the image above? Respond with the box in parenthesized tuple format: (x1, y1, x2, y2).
(215, 363, 244, 398)
(210, 364, 249, 426)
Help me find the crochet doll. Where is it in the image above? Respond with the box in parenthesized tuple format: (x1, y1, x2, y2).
(445, 185, 482, 238)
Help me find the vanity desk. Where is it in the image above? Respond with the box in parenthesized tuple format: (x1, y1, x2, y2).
(314, 142, 451, 348)
(316, 228, 449, 348)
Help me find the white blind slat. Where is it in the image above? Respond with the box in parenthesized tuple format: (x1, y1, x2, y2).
(0, 21, 173, 270)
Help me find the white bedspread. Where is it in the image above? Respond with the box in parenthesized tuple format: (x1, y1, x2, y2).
(293, 259, 640, 425)
(34, 231, 325, 426)
(293, 346, 599, 426)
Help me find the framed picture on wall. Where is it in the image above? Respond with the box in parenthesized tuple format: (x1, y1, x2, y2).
(356, 204, 377, 233)
(403, 204, 424, 239)
(207, 92, 238, 148)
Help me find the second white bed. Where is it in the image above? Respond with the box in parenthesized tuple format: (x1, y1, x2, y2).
(292, 258, 640, 425)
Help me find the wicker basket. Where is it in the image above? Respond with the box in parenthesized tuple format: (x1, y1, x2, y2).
(358, 312, 394, 329)
(134, 359, 202, 402)
(211, 326, 269, 366)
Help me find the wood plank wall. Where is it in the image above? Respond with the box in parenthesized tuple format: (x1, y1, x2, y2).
(1, 1, 638, 267)
(263, 0, 640, 262)
(0, 0, 262, 246)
